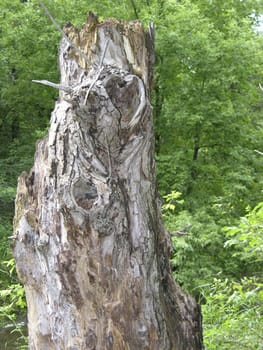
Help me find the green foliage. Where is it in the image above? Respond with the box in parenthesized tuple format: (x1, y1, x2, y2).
(155, 5, 263, 346)
(208, 201, 263, 349)
(202, 277, 263, 349)
(168, 199, 263, 348)
(0, 259, 26, 321)
(162, 190, 184, 213)
(155, 0, 263, 214)
(0, 255, 27, 347)
(224, 202, 263, 265)
(0, 282, 26, 322)
(0, 207, 14, 283)
(165, 206, 228, 293)
(0, 0, 58, 155)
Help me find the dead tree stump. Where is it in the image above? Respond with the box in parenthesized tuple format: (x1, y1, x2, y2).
(12, 12, 203, 350)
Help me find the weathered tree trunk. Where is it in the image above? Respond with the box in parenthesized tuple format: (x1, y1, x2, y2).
(12, 13, 203, 350)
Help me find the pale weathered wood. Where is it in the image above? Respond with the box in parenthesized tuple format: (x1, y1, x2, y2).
(12, 12, 203, 350)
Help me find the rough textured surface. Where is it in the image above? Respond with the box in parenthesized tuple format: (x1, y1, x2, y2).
(12, 13, 203, 350)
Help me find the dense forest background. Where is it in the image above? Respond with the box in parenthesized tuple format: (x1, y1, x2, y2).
(0, 0, 263, 348)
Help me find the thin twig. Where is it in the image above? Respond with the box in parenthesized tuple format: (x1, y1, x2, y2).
(32, 79, 72, 93)
(37, 0, 91, 66)
(84, 40, 109, 104)
(105, 133, 112, 182)
(254, 149, 263, 156)
(170, 225, 192, 237)
(99, 39, 110, 67)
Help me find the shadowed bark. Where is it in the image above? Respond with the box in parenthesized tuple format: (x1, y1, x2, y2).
(12, 12, 203, 350)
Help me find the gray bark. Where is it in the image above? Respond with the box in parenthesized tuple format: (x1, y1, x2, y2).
(12, 13, 203, 350)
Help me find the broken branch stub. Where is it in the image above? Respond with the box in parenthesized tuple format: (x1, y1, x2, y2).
(12, 12, 203, 350)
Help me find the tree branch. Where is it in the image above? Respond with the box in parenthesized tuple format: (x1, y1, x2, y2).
(32, 80, 72, 93)
(129, 0, 139, 19)
(254, 149, 263, 156)
(37, 0, 92, 66)
(170, 225, 192, 237)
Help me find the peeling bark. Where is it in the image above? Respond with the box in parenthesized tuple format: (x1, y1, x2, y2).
(12, 13, 203, 350)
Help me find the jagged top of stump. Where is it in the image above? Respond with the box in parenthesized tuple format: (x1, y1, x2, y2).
(62, 11, 154, 87)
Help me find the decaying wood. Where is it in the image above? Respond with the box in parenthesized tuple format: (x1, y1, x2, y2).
(12, 12, 203, 350)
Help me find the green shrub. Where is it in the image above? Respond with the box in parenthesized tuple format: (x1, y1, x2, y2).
(202, 277, 263, 350)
